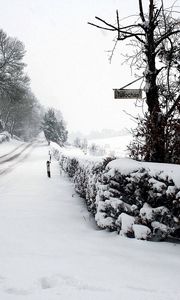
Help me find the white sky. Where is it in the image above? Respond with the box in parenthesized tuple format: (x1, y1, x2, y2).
(0, 0, 178, 134)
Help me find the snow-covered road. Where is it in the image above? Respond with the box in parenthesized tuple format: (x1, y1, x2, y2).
(0, 140, 179, 300)
(0, 142, 35, 175)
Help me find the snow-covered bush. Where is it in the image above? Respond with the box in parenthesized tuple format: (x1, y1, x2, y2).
(61, 156, 79, 178)
(52, 145, 180, 241)
(97, 165, 179, 240)
(133, 224, 152, 240)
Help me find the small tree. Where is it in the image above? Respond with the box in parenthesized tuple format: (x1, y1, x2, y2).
(81, 138, 88, 154)
(57, 119, 68, 146)
(42, 108, 68, 146)
(74, 137, 81, 148)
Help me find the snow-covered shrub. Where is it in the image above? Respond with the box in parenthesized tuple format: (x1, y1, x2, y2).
(59, 155, 79, 178)
(133, 224, 152, 240)
(96, 165, 179, 240)
(74, 164, 88, 198)
(74, 158, 116, 215)
(117, 213, 135, 238)
(51, 147, 60, 161)
(85, 164, 102, 215)
(139, 203, 172, 240)
(85, 171, 98, 214)
(52, 145, 180, 241)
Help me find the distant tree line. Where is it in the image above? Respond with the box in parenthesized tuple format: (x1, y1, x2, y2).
(0, 29, 43, 139)
(0, 28, 68, 143)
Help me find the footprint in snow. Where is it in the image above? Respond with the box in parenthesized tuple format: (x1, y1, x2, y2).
(4, 287, 31, 295)
(39, 274, 110, 293)
(39, 276, 58, 289)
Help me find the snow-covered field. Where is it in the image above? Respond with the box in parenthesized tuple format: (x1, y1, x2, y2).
(87, 134, 132, 157)
(0, 138, 180, 300)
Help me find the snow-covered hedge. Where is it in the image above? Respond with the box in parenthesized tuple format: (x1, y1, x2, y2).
(52, 144, 180, 241)
(0, 131, 11, 143)
(95, 165, 180, 240)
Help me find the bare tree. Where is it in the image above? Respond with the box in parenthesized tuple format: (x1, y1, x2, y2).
(89, 0, 180, 163)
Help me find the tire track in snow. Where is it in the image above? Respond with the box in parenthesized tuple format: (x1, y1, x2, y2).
(0, 142, 36, 175)
(0, 143, 32, 164)
(0, 142, 25, 160)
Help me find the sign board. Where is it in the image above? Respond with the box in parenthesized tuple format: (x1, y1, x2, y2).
(113, 89, 142, 99)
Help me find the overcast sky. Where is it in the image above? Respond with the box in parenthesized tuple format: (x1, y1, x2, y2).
(0, 0, 179, 134)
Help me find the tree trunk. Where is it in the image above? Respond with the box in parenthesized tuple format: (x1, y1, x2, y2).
(10, 118, 15, 137)
(144, 0, 165, 162)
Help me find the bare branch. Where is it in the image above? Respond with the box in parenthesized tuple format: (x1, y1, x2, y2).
(116, 10, 120, 40)
(87, 22, 116, 31)
(155, 29, 180, 47)
(122, 109, 139, 123)
(153, 6, 162, 22)
(117, 23, 144, 31)
(139, 0, 145, 22)
(95, 16, 118, 30)
(120, 33, 145, 44)
(110, 42, 119, 63)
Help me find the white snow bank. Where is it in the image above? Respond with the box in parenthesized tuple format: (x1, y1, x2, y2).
(107, 158, 180, 187)
(51, 142, 84, 158)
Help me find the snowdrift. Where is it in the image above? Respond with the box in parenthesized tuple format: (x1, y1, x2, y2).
(51, 143, 180, 241)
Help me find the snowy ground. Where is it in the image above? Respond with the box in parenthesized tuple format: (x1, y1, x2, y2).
(0, 139, 180, 300)
(0, 139, 24, 157)
(87, 135, 132, 157)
